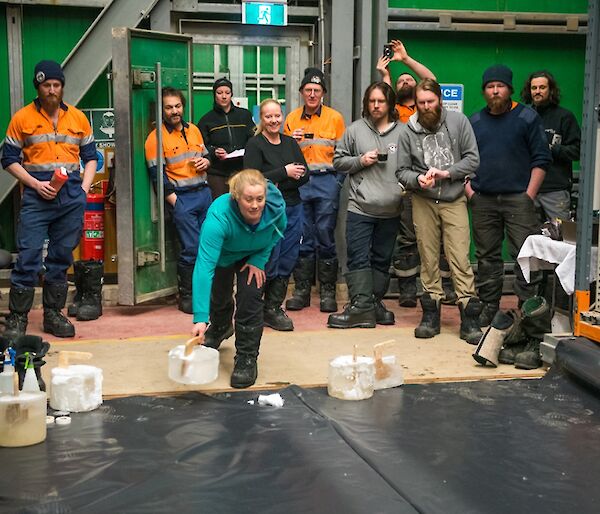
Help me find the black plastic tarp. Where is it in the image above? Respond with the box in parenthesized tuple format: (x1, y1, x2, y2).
(1, 337, 599, 513)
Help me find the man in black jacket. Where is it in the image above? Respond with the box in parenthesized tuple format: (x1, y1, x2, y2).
(521, 70, 581, 222)
(197, 78, 256, 198)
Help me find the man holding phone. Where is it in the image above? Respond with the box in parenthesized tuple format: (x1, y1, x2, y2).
(284, 68, 346, 313)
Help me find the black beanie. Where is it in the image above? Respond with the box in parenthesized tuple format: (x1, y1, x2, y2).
(482, 64, 513, 89)
(33, 60, 65, 89)
(213, 77, 233, 96)
(300, 67, 327, 92)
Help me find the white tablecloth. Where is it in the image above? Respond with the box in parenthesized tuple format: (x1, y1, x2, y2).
(517, 234, 598, 295)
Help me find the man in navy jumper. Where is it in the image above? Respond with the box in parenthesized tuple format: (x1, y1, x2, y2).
(467, 64, 552, 327)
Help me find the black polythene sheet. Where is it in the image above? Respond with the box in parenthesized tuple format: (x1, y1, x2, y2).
(1, 341, 600, 514)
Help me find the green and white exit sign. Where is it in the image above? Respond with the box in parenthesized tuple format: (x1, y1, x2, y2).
(242, 1, 288, 26)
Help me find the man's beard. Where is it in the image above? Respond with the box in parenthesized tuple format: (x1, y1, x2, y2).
(396, 85, 415, 105)
(418, 105, 442, 132)
(487, 96, 510, 113)
(41, 93, 61, 111)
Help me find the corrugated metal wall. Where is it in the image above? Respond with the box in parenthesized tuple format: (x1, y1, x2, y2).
(389, 0, 587, 13)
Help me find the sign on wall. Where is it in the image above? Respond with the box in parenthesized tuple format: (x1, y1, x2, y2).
(242, 1, 287, 26)
(440, 84, 464, 113)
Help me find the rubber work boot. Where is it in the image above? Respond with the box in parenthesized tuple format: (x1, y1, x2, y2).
(327, 269, 376, 329)
(230, 323, 262, 388)
(177, 263, 194, 314)
(415, 293, 441, 338)
(67, 260, 84, 317)
(264, 277, 294, 331)
(514, 339, 543, 369)
(13, 335, 50, 391)
(203, 322, 234, 350)
(478, 301, 500, 328)
(318, 258, 338, 313)
(3, 286, 35, 343)
(372, 269, 394, 325)
(285, 257, 314, 311)
(498, 342, 526, 365)
(397, 276, 417, 308)
(473, 310, 514, 367)
(76, 260, 104, 321)
(459, 297, 484, 345)
(43, 283, 75, 338)
(441, 276, 457, 305)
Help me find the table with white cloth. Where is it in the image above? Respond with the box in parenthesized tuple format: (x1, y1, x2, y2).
(517, 234, 598, 296)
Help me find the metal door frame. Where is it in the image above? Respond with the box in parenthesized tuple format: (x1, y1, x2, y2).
(112, 27, 193, 305)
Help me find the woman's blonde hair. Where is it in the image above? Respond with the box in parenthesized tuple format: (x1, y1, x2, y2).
(254, 98, 282, 136)
(228, 169, 267, 200)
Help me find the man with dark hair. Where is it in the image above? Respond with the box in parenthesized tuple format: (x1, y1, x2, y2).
(468, 65, 552, 327)
(197, 77, 255, 199)
(1, 60, 98, 340)
(328, 82, 404, 329)
(397, 79, 482, 344)
(521, 70, 581, 222)
(145, 87, 212, 314)
(284, 68, 345, 314)
(377, 40, 455, 308)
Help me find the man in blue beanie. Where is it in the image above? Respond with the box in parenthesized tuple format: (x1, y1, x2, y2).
(1, 60, 97, 340)
(467, 64, 551, 332)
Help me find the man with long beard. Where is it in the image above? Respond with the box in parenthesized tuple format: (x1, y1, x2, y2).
(377, 41, 456, 308)
(1, 60, 97, 339)
(467, 65, 551, 330)
(397, 79, 483, 344)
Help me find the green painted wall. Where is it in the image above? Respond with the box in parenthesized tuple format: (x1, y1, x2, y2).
(388, 0, 587, 13)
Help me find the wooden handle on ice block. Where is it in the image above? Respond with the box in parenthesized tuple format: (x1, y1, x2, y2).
(58, 351, 93, 368)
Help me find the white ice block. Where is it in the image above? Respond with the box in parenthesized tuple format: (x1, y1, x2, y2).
(50, 365, 103, 412)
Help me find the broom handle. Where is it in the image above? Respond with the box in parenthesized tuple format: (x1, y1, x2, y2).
(183, 336, 204, 357)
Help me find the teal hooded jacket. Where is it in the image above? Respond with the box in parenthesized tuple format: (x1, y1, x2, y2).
(192, 181, 287, 323)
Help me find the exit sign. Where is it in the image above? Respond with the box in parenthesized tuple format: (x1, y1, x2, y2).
(242, 1, 288, 26)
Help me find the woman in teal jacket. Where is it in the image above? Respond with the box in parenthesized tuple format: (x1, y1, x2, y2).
(192, 169, 286, 388)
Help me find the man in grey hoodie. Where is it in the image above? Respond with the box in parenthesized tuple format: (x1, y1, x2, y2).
(329, 82, 404, 329)
(397, 79, 483, 345)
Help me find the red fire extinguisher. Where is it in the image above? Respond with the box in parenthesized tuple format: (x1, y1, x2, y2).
(81, 193, 104, 261)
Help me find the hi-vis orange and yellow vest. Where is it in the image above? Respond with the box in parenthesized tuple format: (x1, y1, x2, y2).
(396, 103, 416, 124)
(284, 105, 345, 174)
(144, 121, 209, 195)
(2, 99, 96, 177)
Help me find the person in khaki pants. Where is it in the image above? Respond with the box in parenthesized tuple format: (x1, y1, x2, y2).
(397, 78, 482, 345)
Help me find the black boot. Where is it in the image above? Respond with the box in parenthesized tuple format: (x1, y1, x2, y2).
(441, 276, 457, 305)
(373, 269, 394, 325)
(318, 258, 338, 313)
(230, 323, 262, 388)
(264, 277, 294, 331)
(397, 275, 418, 308)
(415, 293, 441, 338)
(67, 260, 84, 317)
(177, 263, 194, 314)
(479, 301, 500, 327)
(43, 283, 75, 338)
(13, 335, 50, 391)
(459, 297, 484, 345)
(514, 339, 542, 369)
(285, 257, 314, 311)
(327, 269, 376, 329)
(204, 322, 234, 350)
(76, 260, 104, 321)
(3, 286, 35, 343)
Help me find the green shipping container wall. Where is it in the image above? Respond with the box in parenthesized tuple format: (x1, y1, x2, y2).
(389, 0, 587, 13)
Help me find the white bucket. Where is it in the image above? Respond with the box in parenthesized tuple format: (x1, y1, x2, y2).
(168, 343, 219, 385)
(327, 355, 375, 400)
(50, 364, 103, 412)
(0, 391, 47, 447)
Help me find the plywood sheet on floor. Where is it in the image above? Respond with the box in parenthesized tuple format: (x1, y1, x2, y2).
(41, 327, 545, 397)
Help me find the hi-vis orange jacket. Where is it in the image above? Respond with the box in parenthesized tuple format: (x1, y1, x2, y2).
(145, 121, 209, 195)
(284, 105, 345, 174)
(1, 99, 96, 178)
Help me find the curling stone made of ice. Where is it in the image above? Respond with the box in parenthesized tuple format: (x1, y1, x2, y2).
(0, 391, 47, 447)
(168, 336, 219, 385)
(328, 346, 375, 400)
(50, 351, 103, 412)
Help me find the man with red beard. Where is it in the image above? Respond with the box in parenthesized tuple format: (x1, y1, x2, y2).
(2, 60, 97, 339)
(397, 79, 483, 344)
(467, 65, 551, 329)
(377, 41, 456, 308)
